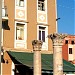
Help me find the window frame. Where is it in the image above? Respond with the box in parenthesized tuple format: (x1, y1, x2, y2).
(14, 21, 27, 48)
(16, 0, 24, 7)
(37, 0, 48, 24)
(69, 48, 72, 54)
(71, 40, 74, 44)
(38, 0, 45, 11)
(16, 23, 25, 40)
(39, 26, 46, 42)
(37, 25, 48, 50)
(37, 0, 47, 12)
(65, 40, 68, 44)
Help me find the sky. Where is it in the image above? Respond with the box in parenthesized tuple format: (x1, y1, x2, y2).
(57, 0, 75, 35)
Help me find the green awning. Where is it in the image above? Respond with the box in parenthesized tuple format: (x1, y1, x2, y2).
(7, 51, 75, 72)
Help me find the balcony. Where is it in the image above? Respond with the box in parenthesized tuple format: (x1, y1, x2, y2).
(2, 6, 8, 21)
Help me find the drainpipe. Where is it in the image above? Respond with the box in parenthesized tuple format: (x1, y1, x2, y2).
(32, 40, 43, 75)
(48, 33, 67, 75)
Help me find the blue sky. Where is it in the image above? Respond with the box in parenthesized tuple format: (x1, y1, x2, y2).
(57, 0, 75, 35)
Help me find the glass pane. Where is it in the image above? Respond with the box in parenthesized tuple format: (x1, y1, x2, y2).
(39, 26, 46, 30)
(20, 0, 24, 7)
(65, 40, 68, 44)
(71, 40, 74, 44)
(39, 30, 41, 40)
(16, 0, 20, 6)
(16, 23, 24, 40)
(69, 48, 72, 54)
(16, 0, 24, 7)
(38, 2, 41, 10)
(42, 31, 45, 42)
(41, 2, 45, 11)
(38, 0, 45, 11)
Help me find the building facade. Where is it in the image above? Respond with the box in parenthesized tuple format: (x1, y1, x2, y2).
(1, 0, 75, 75)
(62, 35, 75, 65)
(2, 0, 57, 75)
(2, 0, 57, 51)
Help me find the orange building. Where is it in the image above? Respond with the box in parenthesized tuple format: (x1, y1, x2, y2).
(2, 0, 57, 51)
(1, 0, 75, 75)
(62, 35, 75, 65)
(1, 0, 57, 75)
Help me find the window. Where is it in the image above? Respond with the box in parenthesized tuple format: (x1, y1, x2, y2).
(69, 48, 72, 54)
(71, 40, 74, 44)
(38, 0, 45, 11)
(15, 22, 27, 48)
(37, 25, 48, 50)
(65, 40, 68, 44)
(38, 26, 46, 42)
(16, 23, 24, 40)
(16, 0, 24, 7)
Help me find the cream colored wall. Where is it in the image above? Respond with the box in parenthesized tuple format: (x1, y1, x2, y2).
(68, 44, 75, 61)
(73, 45, 75, 60)
(68, 44, 73, 61)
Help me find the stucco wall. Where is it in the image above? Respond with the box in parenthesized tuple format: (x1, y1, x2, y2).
(3, 0, 15, 48)
(3, 0, 56, 51)
(2, 52, 12, 75)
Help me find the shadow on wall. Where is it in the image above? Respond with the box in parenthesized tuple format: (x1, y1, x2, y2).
(2, 20, 10, 30)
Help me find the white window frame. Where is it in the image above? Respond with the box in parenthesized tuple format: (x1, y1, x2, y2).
(37, 0, 47, 12)
(38, 26, 46, 42)
(38, 0, 45, 11)
(37, 25, 48, 50)
(37, 0, 48, 24)
(16, 0, 25, 7)
(15, 0, 27, 20)
(16, 23, 25, 40)
(14, 21, 27, 48)
(69, 48, 73, 54)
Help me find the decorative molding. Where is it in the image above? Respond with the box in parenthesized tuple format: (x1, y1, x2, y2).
(48, 33, 68, 40)
(32, 40, 43, 51)
(48, 33, 68, 46)
(18, 11, 24, 17)
(14, 19, 29, 23)
(37, 23, 49, 26)
(39, 15, 45, 21)
(37, 0, 48, 24)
